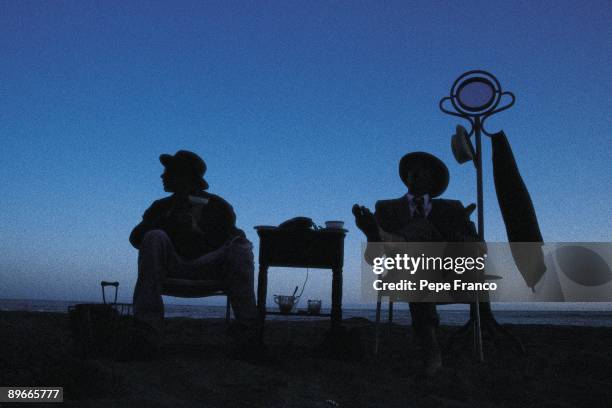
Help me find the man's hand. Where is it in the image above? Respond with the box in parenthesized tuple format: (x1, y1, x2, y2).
(166, 211, 196, 233)
(464, 203, 476, 217)
(165, 193, 198, 232)
(352, 204, 380, 241)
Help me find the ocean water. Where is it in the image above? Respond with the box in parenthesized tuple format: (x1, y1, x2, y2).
(1, 298, 611, 327)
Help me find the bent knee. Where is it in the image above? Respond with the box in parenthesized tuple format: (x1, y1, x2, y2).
(223, 244, 254, 271)
(229, 243, 254, 262)
(141, 229, 171, 245)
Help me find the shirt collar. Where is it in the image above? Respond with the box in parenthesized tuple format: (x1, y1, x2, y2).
(405, 192, 430, 204)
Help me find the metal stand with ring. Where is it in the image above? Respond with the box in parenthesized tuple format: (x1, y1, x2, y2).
(439, 70, 524, 361)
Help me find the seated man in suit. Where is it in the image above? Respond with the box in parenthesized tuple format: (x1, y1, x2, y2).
(127, 150, 257, 359)
(353, 152, 477, 375)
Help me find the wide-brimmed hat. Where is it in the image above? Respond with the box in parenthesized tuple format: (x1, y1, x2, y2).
(159, 150, 209, 190)
(399, 152, 449, 197)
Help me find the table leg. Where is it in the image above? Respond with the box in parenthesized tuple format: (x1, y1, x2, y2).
(331, 267, 343, 329)
(257, 264, 268, 338)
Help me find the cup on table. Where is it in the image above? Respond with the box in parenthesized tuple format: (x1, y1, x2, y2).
(307, 299, 322, 315)
(274, 295, 298, 314)
(325, 220, 344, 230)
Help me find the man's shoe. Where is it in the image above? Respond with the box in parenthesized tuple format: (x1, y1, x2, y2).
(226, 322, 272, 364)
(423, 343, 442, 377)
(416, 326, 442, 376)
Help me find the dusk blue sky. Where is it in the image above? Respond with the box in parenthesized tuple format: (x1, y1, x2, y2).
(1, 1, 611, 304)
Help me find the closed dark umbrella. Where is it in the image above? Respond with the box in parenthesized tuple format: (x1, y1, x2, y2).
(491, 131, 546, 288)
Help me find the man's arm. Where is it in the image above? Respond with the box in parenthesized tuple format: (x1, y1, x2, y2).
(196, 195, 239, 247)
(129, 202, 166, 249)
(354, 202, 404, 264)
(445, 201, 480, 242)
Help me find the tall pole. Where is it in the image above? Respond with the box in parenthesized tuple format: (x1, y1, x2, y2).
(475, 116, 484, 241)
(473, 116, 485, 362)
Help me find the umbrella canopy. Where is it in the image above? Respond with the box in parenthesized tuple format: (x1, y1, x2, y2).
(491, 131, 546, 288)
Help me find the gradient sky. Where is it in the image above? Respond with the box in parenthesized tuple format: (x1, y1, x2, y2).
(1, 1, 611, 305)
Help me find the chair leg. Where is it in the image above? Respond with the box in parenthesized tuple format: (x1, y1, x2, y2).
(375, 293, 382, 357)
(225, 296, 231, 323)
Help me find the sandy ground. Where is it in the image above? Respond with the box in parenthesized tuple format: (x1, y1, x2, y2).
(1, 311, 611, 407)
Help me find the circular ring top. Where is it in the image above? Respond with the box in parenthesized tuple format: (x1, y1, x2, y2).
(450, 70, 502, 116)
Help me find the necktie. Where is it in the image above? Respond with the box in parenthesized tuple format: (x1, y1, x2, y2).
(413, 196, 425, 218)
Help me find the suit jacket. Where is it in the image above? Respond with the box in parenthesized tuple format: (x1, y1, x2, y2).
(364, 196, 477, 263)
(377, 196, 474, 240)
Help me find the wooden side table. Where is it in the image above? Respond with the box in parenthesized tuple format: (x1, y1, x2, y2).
(254, 226, 347, 335)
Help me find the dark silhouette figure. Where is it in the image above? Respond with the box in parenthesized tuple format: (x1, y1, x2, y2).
(353, 152, 478, 375)
(127, 150, 257, 359)
(491, 130, 546, 288)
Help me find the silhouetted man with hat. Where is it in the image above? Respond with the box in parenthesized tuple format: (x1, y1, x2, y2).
(128, 150, 257, 359)
(353, 152, 477, 375)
